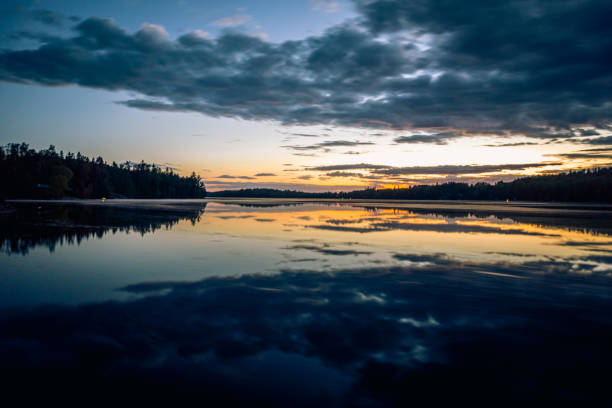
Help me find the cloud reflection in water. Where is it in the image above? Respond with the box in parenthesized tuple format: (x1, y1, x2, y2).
(1, 261, 611, 405)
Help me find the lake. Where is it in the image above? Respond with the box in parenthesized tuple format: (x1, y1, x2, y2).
(1, 199, 611, 405)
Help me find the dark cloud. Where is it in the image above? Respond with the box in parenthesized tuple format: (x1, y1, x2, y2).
(309, 163, 391, 171)
(283, 140, 374, 152)
(373, 162, 562, 176)
(28, 8, 66, 26)
(578, 129, 601, 137)
(293, 152, 319, 157)
(288, 133, 323, 138)
(320, 140, 374, 147)
(581, 147, 612, 152)
(215, 175, 256, 180)
(283, 145, 325, 151)
(1, 1, 610, 141)
(579, 136, 612, 145)
(310, 162, 561, 177)
(4, 8, 73, 28)
(394, 132, 461, 145)
(546, 146, 612, 161)
(325, 171, 374, 179)
(551, 152, 612, 160)
(254, 173, 276, 177)
(482, 142, 542, 147)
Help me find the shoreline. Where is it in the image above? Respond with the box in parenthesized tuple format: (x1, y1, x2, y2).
(7, 198, 612, 217)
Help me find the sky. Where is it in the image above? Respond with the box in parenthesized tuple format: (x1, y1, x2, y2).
(0, 0, 611, 191)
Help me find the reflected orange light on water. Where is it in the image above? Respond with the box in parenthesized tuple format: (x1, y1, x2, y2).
(170, 202, 612, 270)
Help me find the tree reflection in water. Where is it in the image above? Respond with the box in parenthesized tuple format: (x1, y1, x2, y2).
(1, 202, 206, 255)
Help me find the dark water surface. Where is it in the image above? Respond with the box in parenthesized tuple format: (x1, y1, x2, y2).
(1, 199, 611, 405)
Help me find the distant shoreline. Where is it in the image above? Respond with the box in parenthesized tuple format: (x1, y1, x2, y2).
(7, 198, 612, 217)
(205, 168, 612, 203)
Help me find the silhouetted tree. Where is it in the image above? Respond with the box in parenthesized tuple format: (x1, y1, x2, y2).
(0, 143, 207, 199)
(210, 169, 612, 202)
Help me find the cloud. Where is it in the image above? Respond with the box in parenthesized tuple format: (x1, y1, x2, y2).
(581, 147, 612, 152)
(283, 145, 324, 152)
(288, 133, 324, 138)
(309, 163, 390, 171)
(254, 173, 276, 177)
(310, 161, 565, 183)
(325, 171, 374, 179)
(393, 132, 461, 145)
(310, 162, 561, 177)
(0, 1, 611, 143)
(578, 129, 601, 137)
(293, 152, 320, 157)
(310, 0, 341, 13)
(214, 174, 256, 179)
(211, 13, 252, 27)
(373, 162, 562, 176)
(483, 142, 542, 147)
(178, 29, 212, 45)
(320, 140, 374, 147)
(550, 151, 612, 160)
(283, 140, 374, 152)
(28, 8, 66, 26)
(579, 136, 612, 145)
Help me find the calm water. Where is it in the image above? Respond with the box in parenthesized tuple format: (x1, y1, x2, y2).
(1, 199, 611, 405)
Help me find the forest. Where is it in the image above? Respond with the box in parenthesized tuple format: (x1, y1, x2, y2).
(0, 143, 206, 199)
(210, 168, 612, 203)
(3, 142, 611, 202)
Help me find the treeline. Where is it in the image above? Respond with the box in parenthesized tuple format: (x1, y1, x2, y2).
(210, 188, 340, 198)
(210, 168, 612, 202)
(0, 143, 206, 199)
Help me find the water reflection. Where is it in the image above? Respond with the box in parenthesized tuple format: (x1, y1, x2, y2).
(2, 264, 610, 405)
(0, 200, 611, 405)
(1, 201, 206, 255)
(202, 201, 612, 273)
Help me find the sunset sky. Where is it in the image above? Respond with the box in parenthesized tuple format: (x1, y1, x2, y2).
(1, 0, 611, 191)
